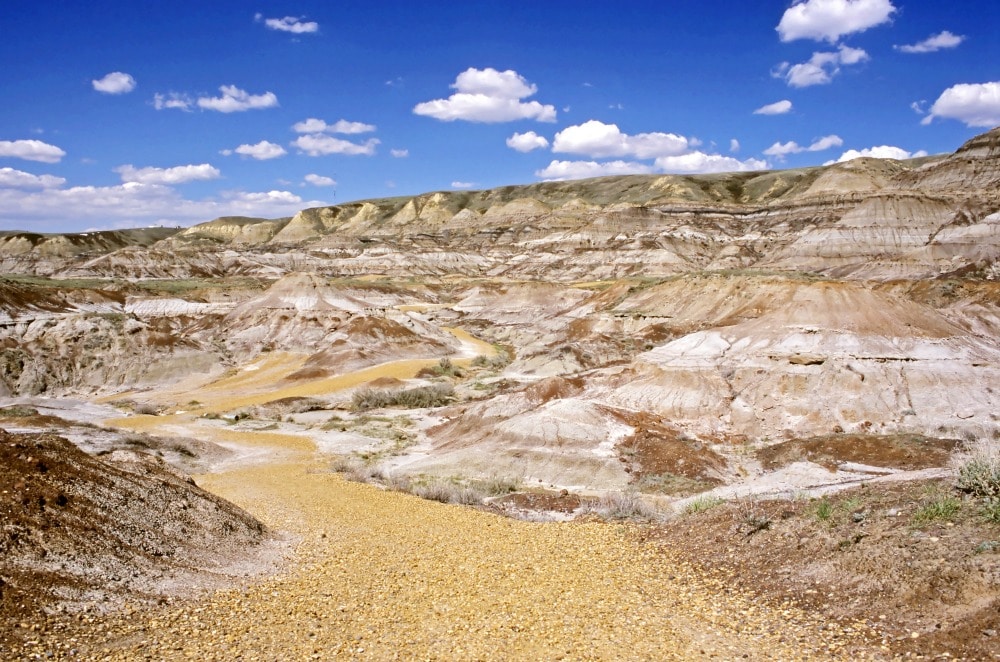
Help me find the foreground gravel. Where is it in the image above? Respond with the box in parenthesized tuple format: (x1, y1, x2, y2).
(12, 446, 886, 662)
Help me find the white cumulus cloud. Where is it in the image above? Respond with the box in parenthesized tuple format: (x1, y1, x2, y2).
(764, 134, 844, 158)
(654, 152, 769, 174)
(536, 160, 651, 180)
(260, 15, 319, 34)
(292, 118, 376, 134)
(552, 120, 690, 159)
(115, 163, 221, 185)
(304, 174, 336, 187)
(390, 149, 409, 158)
(777, 0, 896, 43)
(413, 67, 557, 123)
(0, 167, 66, 189)
(921, 82, 1000, 127)
(895, 31, 965, 54)
(506, 131, 550, 152)
(0, 139, 66, 164)
(92, 72, 136, 94)
(773, 45, 869, 87)
(753, 100, 793, 115)
(197, 85, 278, 113)
(730, 139, 740, 153)
(451, 181, 475, 189)
(222, 141, 287, 160)
(292, 134, 380, 156)
(828, 145, 928, 163)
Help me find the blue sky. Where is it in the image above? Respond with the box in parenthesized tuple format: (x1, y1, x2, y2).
(1, 0, 998, 232)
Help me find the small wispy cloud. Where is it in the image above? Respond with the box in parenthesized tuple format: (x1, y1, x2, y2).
(292, 118, 376, 134)
(292, 135, 380, 156)
(92, 72, 136, 94)
(255, 13, 319, 34)
(763, 134, 843, 158)
(895, 31, 965, 54)
(198, 85, 279, 113)
(773, 45, 869, 88)
(506, 131, 549, 153)
(753, 100, 793, 115)
(114, 163, 221, 185)
(153, 92, 193, 111)
(0, 139, 66, 163)
(304, 174, 336, 187)
(221, 141, 287, 160)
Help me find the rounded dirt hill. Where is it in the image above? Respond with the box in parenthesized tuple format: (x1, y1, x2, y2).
(0, 429, 280, 650)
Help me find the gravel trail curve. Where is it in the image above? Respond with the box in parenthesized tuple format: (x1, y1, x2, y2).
(56, 444, 877, 661)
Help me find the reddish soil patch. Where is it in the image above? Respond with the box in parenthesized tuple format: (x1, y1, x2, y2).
(283, 366, 331, 381)
(647, 479, 1000, 660)
(0, 429, 276, 652)
(758, 433, 962, 472)
(523, 375, 586, 406)
(615, 411, 726, 494)
(492, 489, 584, 514)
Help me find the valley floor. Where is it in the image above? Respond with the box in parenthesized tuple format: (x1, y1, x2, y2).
(12, 435, 878, 661)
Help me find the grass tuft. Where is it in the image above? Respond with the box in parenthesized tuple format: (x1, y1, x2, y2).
(913, 493, 962, 525)
(683, 495, 724, 515)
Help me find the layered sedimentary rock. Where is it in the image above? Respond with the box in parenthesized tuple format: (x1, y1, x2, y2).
(1, 128, 999, 491)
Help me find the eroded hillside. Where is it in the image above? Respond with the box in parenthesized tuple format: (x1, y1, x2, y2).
(0, 129, 998, 493)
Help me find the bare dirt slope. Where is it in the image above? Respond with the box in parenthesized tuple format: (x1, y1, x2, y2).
(0, 427, 281, 654)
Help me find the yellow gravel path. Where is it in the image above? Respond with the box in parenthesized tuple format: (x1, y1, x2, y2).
(59, 443, 874, 661)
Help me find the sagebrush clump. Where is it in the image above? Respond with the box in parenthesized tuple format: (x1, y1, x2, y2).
(352, 383, 454, 411)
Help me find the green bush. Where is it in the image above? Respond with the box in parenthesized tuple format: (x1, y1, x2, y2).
(411, 481, 484, 505)
(0, 405, 38, 418)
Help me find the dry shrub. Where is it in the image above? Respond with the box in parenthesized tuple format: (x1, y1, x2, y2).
(352, 383, 454, 411)
(588, 491, 662, 521)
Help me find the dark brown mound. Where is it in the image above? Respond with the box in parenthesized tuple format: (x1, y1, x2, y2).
(757, 433, 961, 472)
(0, 429, 274, 649)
